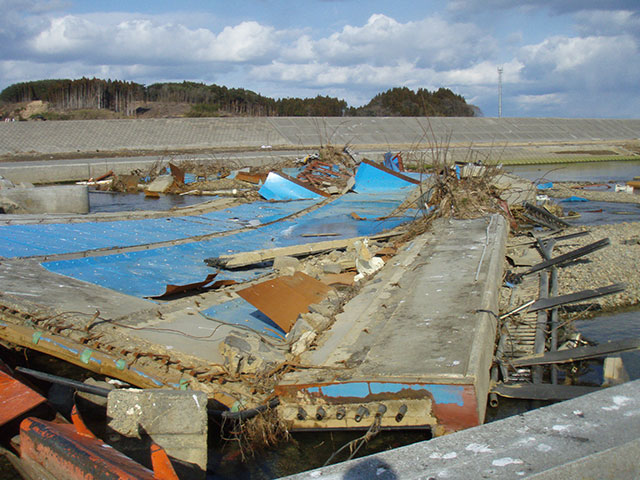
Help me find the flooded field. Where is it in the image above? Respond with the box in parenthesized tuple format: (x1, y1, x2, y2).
(505, 159, 640, 184)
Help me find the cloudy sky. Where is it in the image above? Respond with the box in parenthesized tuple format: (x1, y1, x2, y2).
(1, 0, 639, 117)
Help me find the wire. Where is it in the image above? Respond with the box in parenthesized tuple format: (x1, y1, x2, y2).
(323, 415, 382, 467)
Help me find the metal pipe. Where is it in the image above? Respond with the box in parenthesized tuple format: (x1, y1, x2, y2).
(550, 266, 559, 384)
(15, 366, 112, 397)
(355, 406, 369, 422)
(533, 270, 549, 383)
(395, 404, 407, 422)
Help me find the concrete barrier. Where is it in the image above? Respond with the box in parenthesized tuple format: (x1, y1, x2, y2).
(0, 185, 89, 214)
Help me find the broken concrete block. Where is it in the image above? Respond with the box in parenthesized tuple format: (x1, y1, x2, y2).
(218, 333, 282, 374)
(291, 330, 316, 357)
(0, 176, 15, 189)
(354, 239, 385, 281)
(322, 262, 343, 274)
(106, 389, 208, 479)
(286, 316, 314, 343)
(309, 301, 335, 318)
(146, 175, 175, 193)
(273, 255, 301, 275)
(302, 312, 332, 332)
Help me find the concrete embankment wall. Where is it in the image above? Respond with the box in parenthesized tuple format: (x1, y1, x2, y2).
(1, 117, 639, 155)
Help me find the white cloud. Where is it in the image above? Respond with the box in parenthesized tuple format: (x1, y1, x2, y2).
(2, 4, 640, 118)
(29, 15, 278, 65)
(311, 14, 495, 69)
(518, 34, 639, 90)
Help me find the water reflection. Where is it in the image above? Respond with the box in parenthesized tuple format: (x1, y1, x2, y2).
(89, 190, 208, 213)
(575, 307, 640, 384)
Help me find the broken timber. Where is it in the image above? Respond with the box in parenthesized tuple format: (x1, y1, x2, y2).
(205, 231, 405, 269)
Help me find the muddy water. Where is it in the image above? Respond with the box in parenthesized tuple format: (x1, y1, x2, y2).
(574, 307, 640, 385)
(505, 160, 640, 184)
(89, 190, 208, 212)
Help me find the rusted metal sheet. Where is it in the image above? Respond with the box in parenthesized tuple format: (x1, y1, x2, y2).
(150, 273, 237, 299)
(168, 162, 185, 184)
(0, 369, 46, 427)
(235, 171, 268, 184)
(237, 272, 333, 332)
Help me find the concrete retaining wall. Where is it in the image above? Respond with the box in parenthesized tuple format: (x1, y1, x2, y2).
(0, 185, 89, 214)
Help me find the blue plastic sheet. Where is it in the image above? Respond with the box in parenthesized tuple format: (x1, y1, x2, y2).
(561, 196, 589, 202)
(42, 194, 415, 298)
(0, 199, 318, 258)
(353, 161, 418, 193)
(36, 160, 420, 299)
(201, 297, 285, 339)
(259, 172, 324, 201)
(536, 182, 554, 190)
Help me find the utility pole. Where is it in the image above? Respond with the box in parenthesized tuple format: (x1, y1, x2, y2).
(497, 66, 503, 118)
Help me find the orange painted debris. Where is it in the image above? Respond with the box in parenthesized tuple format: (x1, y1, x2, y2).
(0, 369, 46, 427)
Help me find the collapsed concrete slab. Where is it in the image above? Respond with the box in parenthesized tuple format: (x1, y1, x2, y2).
(276, 214, 508, 434)
(0, 184, 89, 214)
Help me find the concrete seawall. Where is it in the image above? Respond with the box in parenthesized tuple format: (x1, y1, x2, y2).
(1, 117, 640, 156)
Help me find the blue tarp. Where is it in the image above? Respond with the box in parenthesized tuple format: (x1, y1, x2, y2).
(383, 152, 402, 172)
(353, 161, 418, 193)
(0, 200, 317, 258)
(5, 160, 420, 303)
(42, 193, 415, 297)
(561, 196, 589, 202)
(536, 182, 554, 190)
(259, 172, 325, 201)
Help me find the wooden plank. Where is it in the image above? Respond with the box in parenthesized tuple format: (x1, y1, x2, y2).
(206, 231, 404, 269)
(237, 272, 333, 333)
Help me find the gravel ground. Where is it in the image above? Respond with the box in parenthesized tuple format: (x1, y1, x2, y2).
(546, 221, 640, 310)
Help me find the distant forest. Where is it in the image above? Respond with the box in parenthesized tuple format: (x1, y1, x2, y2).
(0, 78, 476, 117)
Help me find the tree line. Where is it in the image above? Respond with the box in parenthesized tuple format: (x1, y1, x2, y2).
(0, 78, 476, 117)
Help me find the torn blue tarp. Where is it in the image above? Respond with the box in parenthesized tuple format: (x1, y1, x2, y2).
(561, 196, 589, 202)
(42, 192, 415, 298)
(0, 199, 318, 258)
(383, 152, 403, 172)
(353, 159, 420, 193)
(259, 172, 327, 201)
(201, 297, 285, 339)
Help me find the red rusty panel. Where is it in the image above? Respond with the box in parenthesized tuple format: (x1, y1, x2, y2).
(20, 417, 158, 480)
(236, 172, 268, 184)
(237, 272, 333, 332)
(0, 370, 46, 427)
(151, 273, 236, 299)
